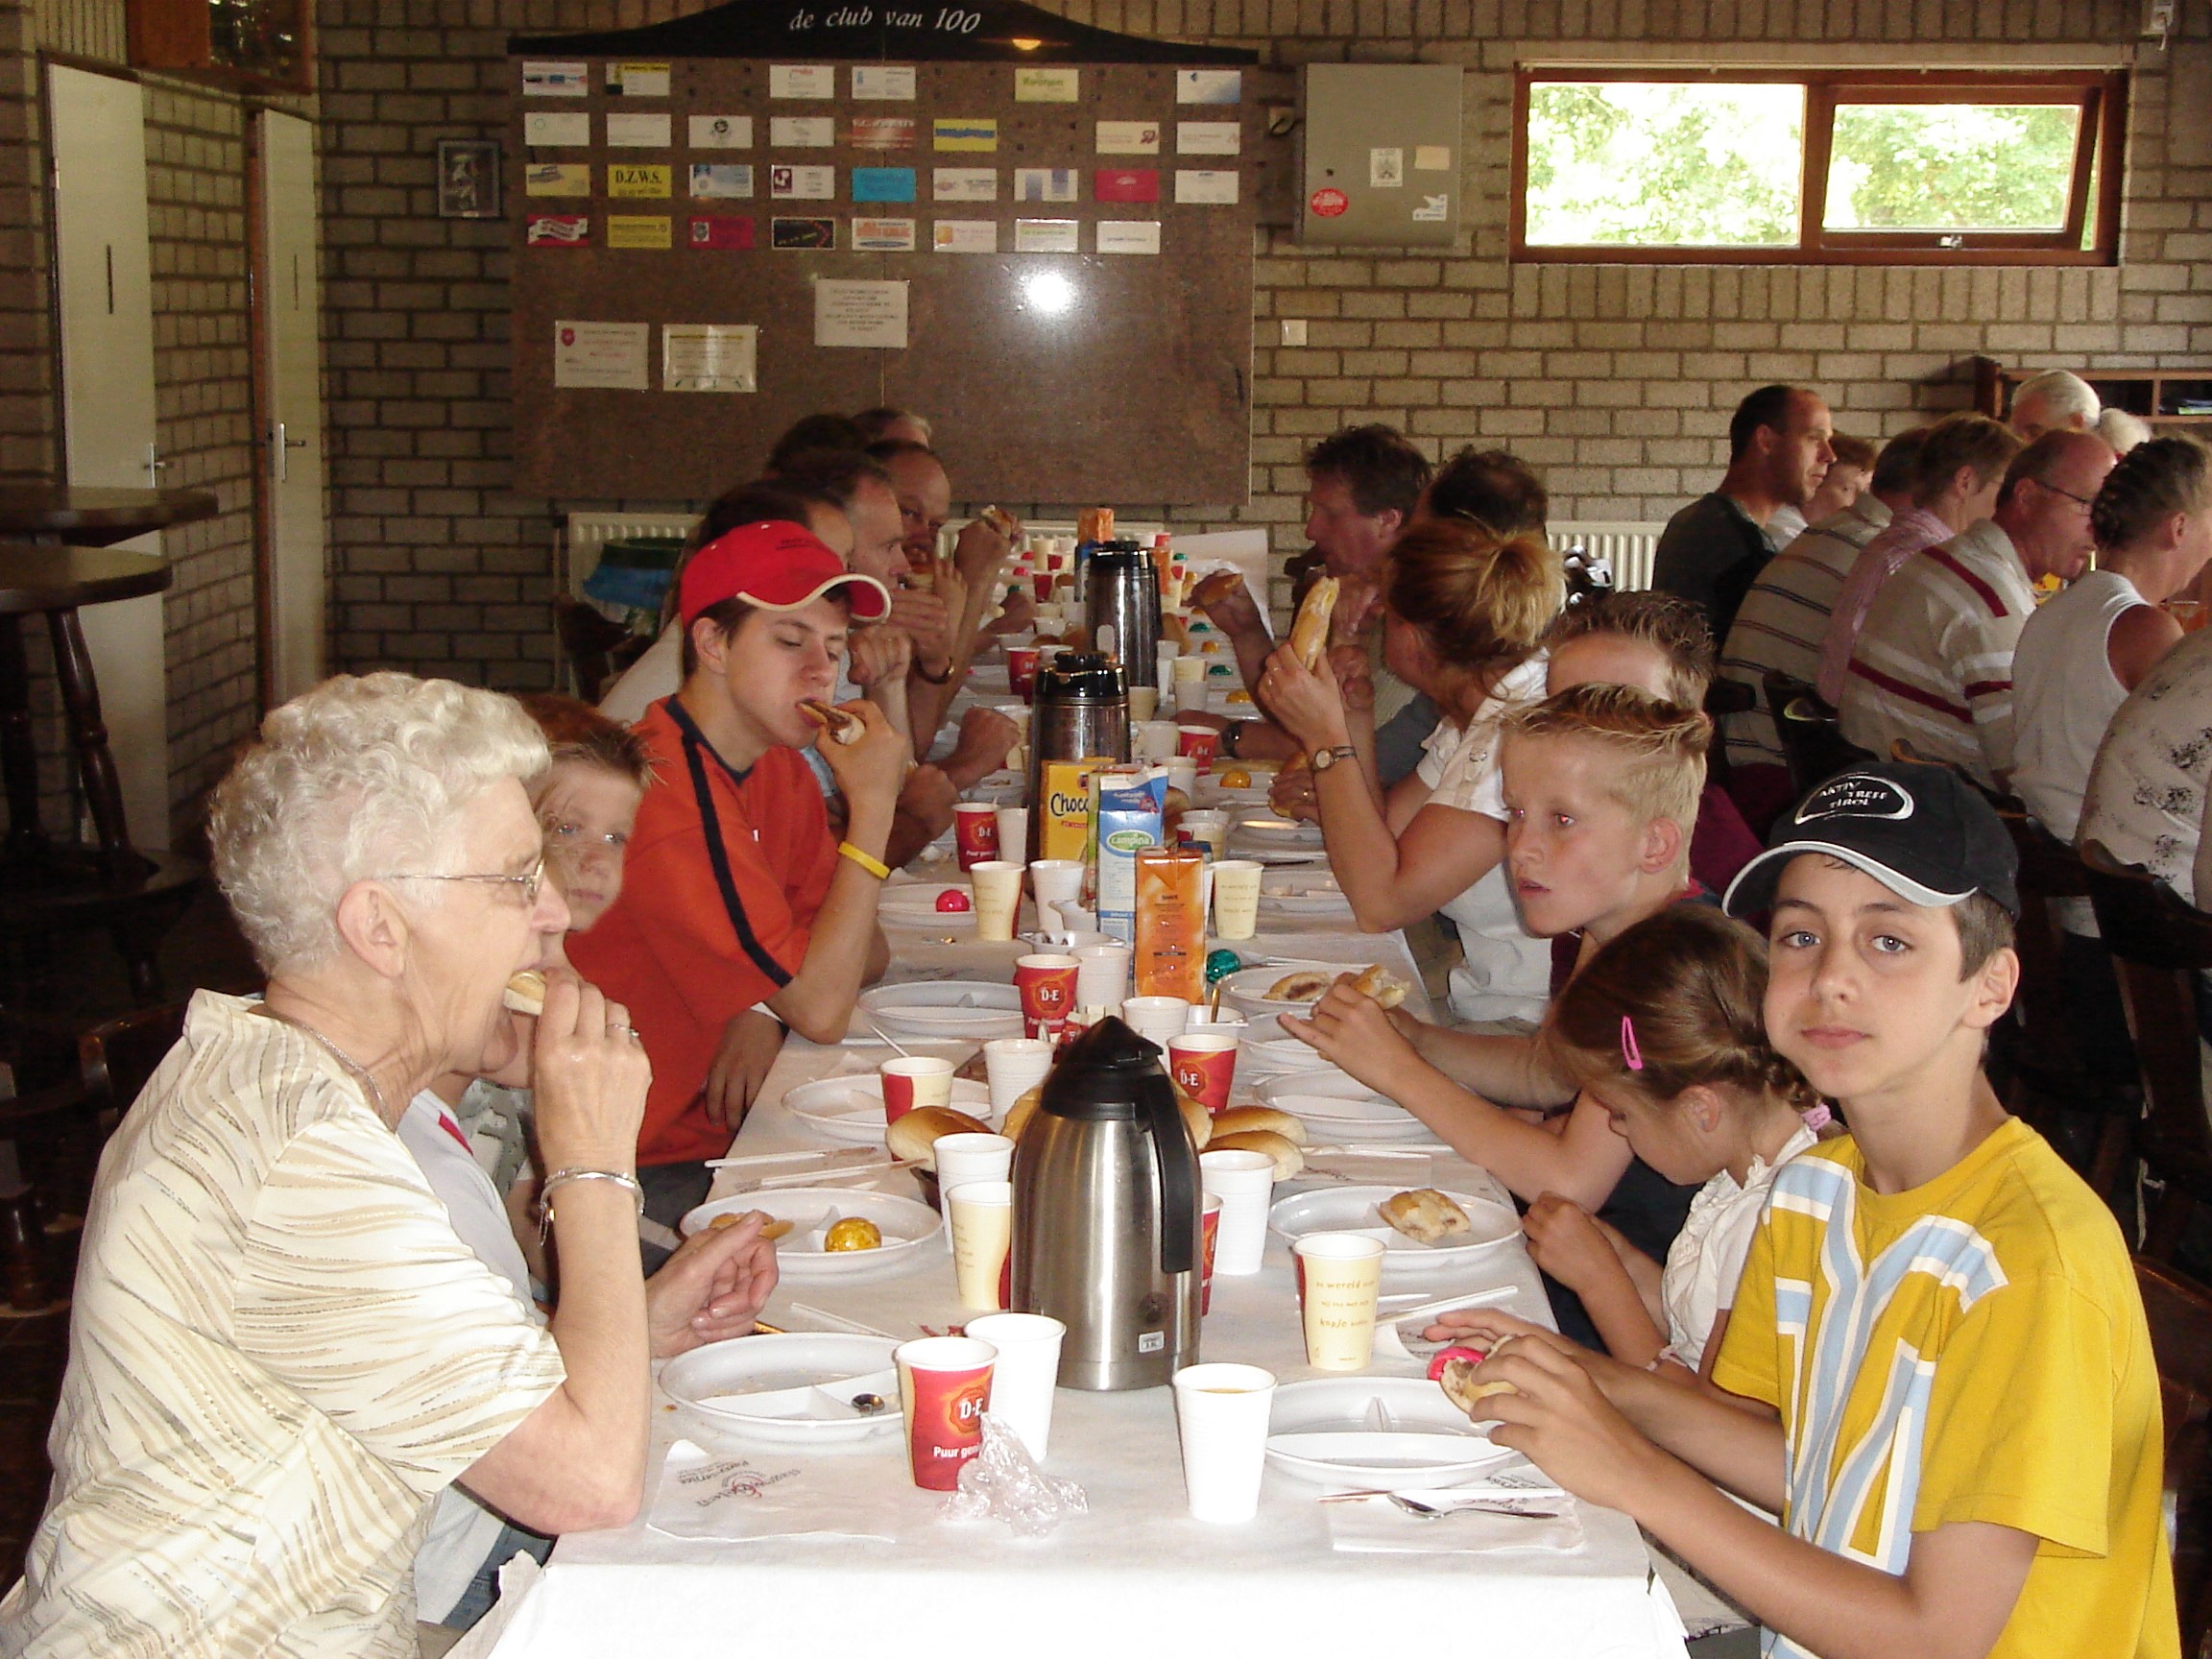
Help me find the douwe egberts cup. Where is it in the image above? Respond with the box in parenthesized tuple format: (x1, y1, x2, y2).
(935, 1131, 1015, 1194)
(879, 1055, 954, 1124)
(1167, 1031, 1238, 1114)
(952, 802, 1000, 871)
(1007, 645, 1042, 698)
(946, 1178, 1015, 1312)
(1200, 1147, 1276, 1277)
(896, 1334, 998, 1490)
(1120, 995, 1190, 1048)
(962, 1311, 1066, 1461)
(1014, 952, 1081, 1038)
(982, 1036, 1053, 1119)
(971, 860, 1025, 942)
(1293, 1232, 1386, 1371)
(1200, 1194, 1222, 1314)
(1170, 1361, 1277, 1524)
(1177, 726, 1220, 771)
(1210, 858, 1262, 941)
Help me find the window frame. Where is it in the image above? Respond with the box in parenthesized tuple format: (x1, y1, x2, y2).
(1510, 67, 2126, 267)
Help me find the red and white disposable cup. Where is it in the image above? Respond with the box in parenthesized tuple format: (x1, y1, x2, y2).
(1177, 725, 1220, 770)
(1200, 1194, 1222, 1314)
(952, 802, 1000, 871)
(879, 1056, 954, 1125)
(1031, 570, 1054, 601)
(895, 1335, 998, 1491)
(1007, 644, 1042, 696)
(1167, 1032, 1238, 1114)
(1014, 952, 1081, 1039)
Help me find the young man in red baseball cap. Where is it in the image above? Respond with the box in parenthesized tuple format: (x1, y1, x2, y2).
(570, 520, 910, 1236)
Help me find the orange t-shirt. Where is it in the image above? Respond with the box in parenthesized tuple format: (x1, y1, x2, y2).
(569, 698, 836, 1166)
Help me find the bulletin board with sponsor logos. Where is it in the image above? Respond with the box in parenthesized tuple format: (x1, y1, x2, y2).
(506, 0, 1261, 504)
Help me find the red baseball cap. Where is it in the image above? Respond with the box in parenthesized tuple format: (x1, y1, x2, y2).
(677, 520, 892, 626)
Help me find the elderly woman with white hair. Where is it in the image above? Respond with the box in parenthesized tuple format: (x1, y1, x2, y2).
(0, 673, 777, 1658)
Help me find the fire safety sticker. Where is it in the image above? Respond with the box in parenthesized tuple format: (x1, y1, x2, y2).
(1369, 148, 1404, 188)
(1309, 187, 1348, 218)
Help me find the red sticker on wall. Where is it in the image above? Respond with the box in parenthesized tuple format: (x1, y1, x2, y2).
(1309, 188, 1348, 218)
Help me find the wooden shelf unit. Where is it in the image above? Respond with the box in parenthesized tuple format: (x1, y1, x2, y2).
(1975, 358, 2212, 431)
(128, 0, 313, 94)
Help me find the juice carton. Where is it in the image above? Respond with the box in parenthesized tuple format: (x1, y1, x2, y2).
(1134, 844, 1207, 1001)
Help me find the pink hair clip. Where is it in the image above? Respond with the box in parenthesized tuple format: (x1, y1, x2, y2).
(1799, 1102, 1833, 1131)
(1620, 1015, 1644, 1071)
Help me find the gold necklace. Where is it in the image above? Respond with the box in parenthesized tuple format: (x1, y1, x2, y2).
(255, 1004, 392, 1120)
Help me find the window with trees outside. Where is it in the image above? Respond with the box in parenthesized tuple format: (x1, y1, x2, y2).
(1512, 70, 2124, 266)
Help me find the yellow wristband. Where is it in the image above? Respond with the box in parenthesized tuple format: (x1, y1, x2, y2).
(838, 840, 891, 880)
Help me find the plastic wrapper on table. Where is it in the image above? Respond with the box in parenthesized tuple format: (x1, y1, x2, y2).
(942, 1413, 1089, 1536)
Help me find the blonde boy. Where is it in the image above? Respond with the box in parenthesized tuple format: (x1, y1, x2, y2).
(1287, 683, 1709, 1214)
(1441, 763, 2176, 1659)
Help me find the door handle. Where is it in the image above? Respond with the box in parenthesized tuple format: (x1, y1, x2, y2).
(273, 421, 307, 482)
(145, 445, 168, 487)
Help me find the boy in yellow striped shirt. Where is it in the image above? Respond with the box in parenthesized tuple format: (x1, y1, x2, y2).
(1436, 761, 2176, 1659)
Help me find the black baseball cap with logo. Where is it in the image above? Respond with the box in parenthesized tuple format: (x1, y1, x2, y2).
(1722, 762, 2020, 920)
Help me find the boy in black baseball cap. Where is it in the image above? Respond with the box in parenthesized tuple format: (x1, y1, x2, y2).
(1434, 762, 2176, 1659)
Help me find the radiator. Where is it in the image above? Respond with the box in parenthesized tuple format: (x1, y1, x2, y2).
(565, 511, 702, 598)
(1547, 521, 1668, 591)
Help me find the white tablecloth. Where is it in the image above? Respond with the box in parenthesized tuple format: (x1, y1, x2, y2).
(486, 889, 1688, 1658)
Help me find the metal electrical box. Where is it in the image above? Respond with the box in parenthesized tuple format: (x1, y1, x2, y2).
(1299, 63, 1463, 248)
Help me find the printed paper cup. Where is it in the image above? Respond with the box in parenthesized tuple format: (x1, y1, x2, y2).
(1008, 643, 1042, 694)
(1293, 1232, 1385, 1372)
(946, 1179, 1014, 1313)
(1178, 726, 1220, 770)
(1167, 1032, 1238, 1114)
(896, 1335, 998, 1490)
(952, 802, 1000, 872)
(1014, 952, 1081, 1039)
(879, 1056, 954, 1124)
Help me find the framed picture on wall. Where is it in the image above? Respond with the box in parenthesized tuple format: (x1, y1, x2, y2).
(438, 139, 502, 220)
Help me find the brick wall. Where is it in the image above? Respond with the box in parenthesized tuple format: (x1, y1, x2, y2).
(0, 0, 312, 839)
(318, 0, 2208, 683)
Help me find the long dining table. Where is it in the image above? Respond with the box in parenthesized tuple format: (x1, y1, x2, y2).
(480, 814, 1693, 1658)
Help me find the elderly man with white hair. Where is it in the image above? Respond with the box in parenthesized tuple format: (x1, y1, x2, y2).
(2009, 368, 2102, 441)
(0, 673, 778, 1659)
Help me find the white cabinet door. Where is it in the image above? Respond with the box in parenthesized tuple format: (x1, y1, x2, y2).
(49, 63, 167, 849)
(258, 109, 326, 704)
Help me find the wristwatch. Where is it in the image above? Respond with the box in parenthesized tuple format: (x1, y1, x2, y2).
(1221, 721, 1244, 761)
(1308, 744, 1358, 773)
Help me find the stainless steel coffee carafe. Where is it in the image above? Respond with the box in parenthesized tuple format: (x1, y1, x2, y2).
(1009, 1017, 1202, 1390)
(1024, 652, 1128, 860)
(1084, 542, 1161, 689)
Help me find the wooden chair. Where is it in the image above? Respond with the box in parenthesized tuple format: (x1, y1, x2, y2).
(2082, 841, 2212, 1261)
(2135, 1258, 2212, 1652)
(78, 1000, 189, 1127)
(1761, 670, 1875, 799)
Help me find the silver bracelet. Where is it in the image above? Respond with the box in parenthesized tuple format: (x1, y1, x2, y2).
(539, 1167, 645, 1242)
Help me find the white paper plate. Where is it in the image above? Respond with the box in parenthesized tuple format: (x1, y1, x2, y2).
(1265, 1377, 1512, 1488)
(679, 1187, 944, 1280)
(782, 1075, 996, 1144)
(1268, 1185, 1520, 1267)
(1222, 964, 1347, 1018)
(1234, 1012, 1338, 1073)
(858, 980, 1023, 1039)
(1263, 1091, 1433, 1143)
(1261, 869, 1353, 915)
(878, 883, 977, 926)
(661, 1334, 902, 1445)
(1236, 815, 1324, 846)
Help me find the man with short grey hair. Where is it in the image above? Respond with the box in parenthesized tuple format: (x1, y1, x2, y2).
(2008, 370, 2101, 442)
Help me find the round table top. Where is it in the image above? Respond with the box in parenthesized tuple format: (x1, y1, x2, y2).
(0, 543, 171, 614)
(0, 485, 220, 546)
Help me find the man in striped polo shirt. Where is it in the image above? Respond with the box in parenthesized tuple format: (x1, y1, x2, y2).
(1839, 430, 2116, 790)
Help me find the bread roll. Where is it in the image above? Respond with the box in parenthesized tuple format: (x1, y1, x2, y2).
(1178, 1092, 1213, 1150)
(1288, 576, 1339, 671)
(1001, 1084, 1043, 1144)
(1354, 963, 1410, 1009)
(1379, 1188, 1472, 1245)
(1207, 1128, 1303, 1179)
(502, 970, 546, 1017)
(1263, 970, 1334, 1003)
(1437, 1347, 1516, 1417)
(800, 699, 863, 745)
(1211, 1105, 1309, 1145)
(885, 1106, 994, 1169)
(1191, 568, 1243, 612)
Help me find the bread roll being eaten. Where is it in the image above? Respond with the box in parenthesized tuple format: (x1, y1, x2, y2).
(1263, 970, 1334, 1003)
(1436, 1348, 1517, 1417)
(1353, 963, 1410, 1010)
(502, 970, 547, 1017)
(1379, 1188, 1472, 1245)
(885, 1106, 994, 1170)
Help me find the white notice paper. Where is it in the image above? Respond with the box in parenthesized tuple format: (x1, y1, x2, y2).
(690, 114, 753, 148)
(606, 112, 672, 148)
(553, 321, 649, 391)
(814, 279, 909, 349)
(1174, 169, 1238, 204)
(1014, 218, 1080, 252)
(770, 116, 836, 148)
(932, 168, 997, 202)
(1369, 147, 1404, 187)
(609, 61, 670, 98)
(770, 64, 835, 99)
(770, 165, 835, 200)
(1095, 220, 1162, 254)
(524, 111, 590, 147)
(521, 60, 588, 96)
(1177, 122, 1240, 155)
(1096, 120, 1162, 155)
(932, 219, 997, 253)
(852, 65, 917, 100)
(662, 324, 758, 392)
(1177, 69, 1241, 104)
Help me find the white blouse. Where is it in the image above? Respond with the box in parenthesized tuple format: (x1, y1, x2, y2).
(1661, 1121, 1819, 1370)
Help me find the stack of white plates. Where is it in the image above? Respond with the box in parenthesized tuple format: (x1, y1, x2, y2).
(857, 980, 1022, 1039)
(1234, 1011, 1337, 1073)
(679, 1188, 943, 1280)
(1235, 815, 1323, 848)
(781, 1074, 996, 1144)
(1261, 869, 1353, 916)
(1264, 1377, 1514, 1488)
(661, 1333, 902, 1446)
(1262, 1087, 1432, 1143)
